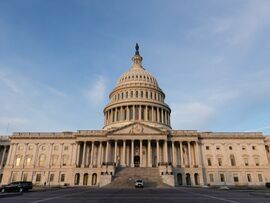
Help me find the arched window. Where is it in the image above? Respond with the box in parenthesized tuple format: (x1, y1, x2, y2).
(92, 173, 97, 185)
(15, 157, 21, 167)
(177, 173, 182, 185)
(39, 154, 46, 166)
(126, 91, 128, 98)
(230, 154, 236, 166)
(74, 173, 80, 185)
(83, 173, 89, 185)
(26, 157, 32, 166)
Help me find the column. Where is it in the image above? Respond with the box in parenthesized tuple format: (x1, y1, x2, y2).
(59, 143, 64, 168)
(81, 141, 86, 168)
(127, 106, 130, 121)
(133, 106, 135, 120)
(148, 140, 152, 167)
(180, 141, 183, 167)
(76, 142, 80, 166)
(114, 108, 117, 122)
(196, 142, 200, 167)
(123, 140, 126, 166)
(139, 105, 142, 120)
(6, 144, 13, 166)
(98, 142, 102, 166)
(157, 108, 160, 123)
(48, 143, 53, 167)
(172, 141, 175, 167)
(146, 106, 148, 121)
(114, 140, 118, 164)
(90, 142, 94, 166)
(10, 143, 18, 166)
(0, 146, 7, 168)
(164, 111, 167, 125)
(140, 140, 143, 167)
(33, 143, 39, 167)
(105, 141, 109, 163)
(164, 140, 168, 163)
(156, 140, 160, 165)
(188, 142, 191, 167)
(70, 143, 75, 166)
(151, 106, 154, 122)
(120, 106, 123, 121)
(161, 109, 164, 124)
(131, 140, 134, 167)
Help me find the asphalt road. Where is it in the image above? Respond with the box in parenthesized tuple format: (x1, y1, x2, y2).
(0, 187, 269, 203)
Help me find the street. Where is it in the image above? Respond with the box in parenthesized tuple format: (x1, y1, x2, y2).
(0, 187, 269, 203)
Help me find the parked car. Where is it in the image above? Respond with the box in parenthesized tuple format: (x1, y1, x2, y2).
(135, 179, 144, 188)
(1, 181, 33, 193)
(266, 182, 270, 188)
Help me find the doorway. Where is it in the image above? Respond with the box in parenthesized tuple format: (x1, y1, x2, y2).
(134, 155, 140, 167)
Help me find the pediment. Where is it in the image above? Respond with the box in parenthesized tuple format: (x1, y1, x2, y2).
(107, 122, 167, 135)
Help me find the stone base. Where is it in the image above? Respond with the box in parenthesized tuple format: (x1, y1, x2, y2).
(99, 175, 112, 187)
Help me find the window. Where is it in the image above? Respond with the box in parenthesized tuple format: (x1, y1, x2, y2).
(233, 174, 239, 182)
(252, 146, 256, 150)
(254, 157, 260, 166)
(209, 174, 214, 182)
(26, 157, 31, 166)
(52, 155, 58, 166)
(242, 146, 246, 150)
(23, 173, 28, 181)
(146, 92, 148, 98)
(36, 174, 41, 182)
(12, 172, 18, 182)
(218, 158, 222, 166)
(247, 174, 252, 182)
(230, 155, 236, 166)
(18, 145, 23, 151)
(216, 146, 220, 150)
(64, 146, 69, 151)
(54, 146, 59, 151)
(39, 154, 46, 166)
(61, 174, 65, 182)
(50, 174, 54, 182)
(258, 174, 263, 182)
(131, 91, 133, 98)
(229, 146, 232, 150)
(135, 91, 138, 98)
(206, 146, 210, 150)
(244, 158, 249, 166)
(140, 91, 143, 98)
(28, 145, 34, 150)
(126, 91, 128, 98)
(220, 174, 225, 182)
(15, 157, 21, 167)
(207, 158, 212, 166)
(62, 155, 69, 166)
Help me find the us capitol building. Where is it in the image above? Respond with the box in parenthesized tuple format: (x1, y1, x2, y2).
(0, 44, 270, 187)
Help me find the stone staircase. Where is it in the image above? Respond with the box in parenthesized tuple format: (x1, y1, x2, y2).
(105, 167, 171, 188)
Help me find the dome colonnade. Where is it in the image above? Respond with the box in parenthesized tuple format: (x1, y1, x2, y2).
(103, 44, 171, 130)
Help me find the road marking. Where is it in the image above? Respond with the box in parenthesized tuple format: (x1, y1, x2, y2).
(176, 188, 241, 203)
(31, 189, 88, 203)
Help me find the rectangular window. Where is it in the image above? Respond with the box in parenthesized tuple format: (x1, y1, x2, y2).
(254, 158, 260, 166)
(220, 174, 225, 182)
(23, 173, 28, 181)
(258, 174, 263, 182)
(64, 146, 69, 151)
(206, 146, 209, 150)
(60, 174, 65, 182)
(209, 174, 214, 182)
(247, 174, 252, 182)
(207, 158, 212, 166)
(36, 174, 41, 182)
(244, 158, 249, 166)
(233, 175, 239, 182)
(50, 174, 54, 182)
(12, 172, 18, 182)
(218, 158, 222, 166)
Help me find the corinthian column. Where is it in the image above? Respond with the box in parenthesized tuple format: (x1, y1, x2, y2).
(156, 140, 160, 166)
(131, 140, 134, 167)
(148, 140, 152, 167)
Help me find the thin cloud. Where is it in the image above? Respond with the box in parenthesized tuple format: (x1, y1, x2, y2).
(84, 75, 106, 106)
(171, 102, 215, 130)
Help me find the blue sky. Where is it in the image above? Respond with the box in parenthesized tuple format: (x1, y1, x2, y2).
(0, 0, 270, 135)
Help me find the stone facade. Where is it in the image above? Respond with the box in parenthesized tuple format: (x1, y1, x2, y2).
(0, 45, 269, 187)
